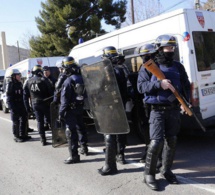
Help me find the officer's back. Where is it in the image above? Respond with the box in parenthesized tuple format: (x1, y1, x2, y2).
(24, 65, 54, 105)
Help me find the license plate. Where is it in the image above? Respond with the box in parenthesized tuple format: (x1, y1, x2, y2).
(201, 86, 215, 96)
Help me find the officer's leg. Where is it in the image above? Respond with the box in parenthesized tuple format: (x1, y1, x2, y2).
(160, 136, 178, 184)
(44, 104, 51, 131)
(160, 109, 180, 184)
(144, 140, 163, 190)
(116, 134, 127, 164)
(19, 109, 31, 140)
(64, 111, 80, 164)
(34, 105, 46, 145)
(140, 122, 150, 163)
(76, 112, 88, 156)
(144, 110, 164, 191)
(11, 110, 23, 142)
(98, 134, 118, 176)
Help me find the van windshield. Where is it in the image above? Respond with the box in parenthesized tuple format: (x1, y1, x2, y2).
(193, 31, 215, 71)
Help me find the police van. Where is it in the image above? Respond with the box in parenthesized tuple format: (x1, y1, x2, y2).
(69, 8, 215, 135)
(0, 56, 64, 113)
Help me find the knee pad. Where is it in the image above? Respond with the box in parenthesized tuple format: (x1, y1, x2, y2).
(149, 139, 164, 154)
(105, 134, 115, 144)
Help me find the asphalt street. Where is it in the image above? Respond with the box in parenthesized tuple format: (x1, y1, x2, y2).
(0, 111, 215, 195)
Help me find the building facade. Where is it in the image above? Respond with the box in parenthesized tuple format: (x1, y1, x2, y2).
(0, 45, 30, 70)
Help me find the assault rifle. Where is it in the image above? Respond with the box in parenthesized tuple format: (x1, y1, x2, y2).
(143, 59, 206, 132)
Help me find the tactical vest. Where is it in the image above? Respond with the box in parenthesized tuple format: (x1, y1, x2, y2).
(6, 81, 24, 102)
(144, 62, 182, 105)
(70, 74, 85, 105)
(27, 76, 51, 103)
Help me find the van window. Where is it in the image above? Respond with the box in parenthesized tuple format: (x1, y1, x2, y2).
(193, 31, 215, 71)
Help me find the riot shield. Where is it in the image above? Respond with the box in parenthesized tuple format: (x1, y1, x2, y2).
(50, 102, 67, 148)
(81, 59, 130, 134)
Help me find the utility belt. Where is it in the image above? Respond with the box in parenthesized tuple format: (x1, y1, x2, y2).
(151, 104, 180, 111)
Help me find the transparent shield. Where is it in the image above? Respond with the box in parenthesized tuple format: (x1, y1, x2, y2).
(81, 59, 130, 134)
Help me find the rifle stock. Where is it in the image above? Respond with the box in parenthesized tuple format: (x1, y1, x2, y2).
(144, 59, 192, 116)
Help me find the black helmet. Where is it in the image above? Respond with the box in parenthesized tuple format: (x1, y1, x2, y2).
(32, 65, 43, 75)
(62, 56, 79, 74)
(62, 56, 76, 68)
(138, 44, 157, 56)
(102, 46, 118, 58)
(155, 35, 177, 49)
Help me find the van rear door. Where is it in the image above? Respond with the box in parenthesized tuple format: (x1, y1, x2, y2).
(192, 31, 215, 120)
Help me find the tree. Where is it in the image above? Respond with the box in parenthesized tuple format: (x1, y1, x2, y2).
(202, 0, 215, 11)
(124, 0, 162, 26)
(29, 0, 127, 57)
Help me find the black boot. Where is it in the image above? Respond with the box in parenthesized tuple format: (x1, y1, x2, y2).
(79, 144, 88, 156)
(28, 128, 34, 132)
(98, 135, 118, 176)
(116, 153, 126, 164)
(116, 136, 126, 164)
(116, 144, 126, 164)
(64, 155, 80, 164)
(40, 134, 47, 146)
(144, 140, 164, 191)
(64, 128, 80, 164)
(14, 136, 24, 143)
(160, 136, 178, 184)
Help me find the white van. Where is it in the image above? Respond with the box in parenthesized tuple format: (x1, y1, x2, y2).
(69, 8, 215, 135)
(1, 56, 64, 113)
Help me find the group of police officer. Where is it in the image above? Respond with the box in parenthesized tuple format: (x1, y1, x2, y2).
(5, 34, 190, 191)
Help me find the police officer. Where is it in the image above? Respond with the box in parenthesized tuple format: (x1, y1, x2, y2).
(42, 66, 57, 130)
(43, 66, 57, 87)
(53, 62, 67, 104)
(6, 69, 31, 142)
(98, 46, 128, 176)
(137, 43, 157, 162)
(59, 56, 88, 164)
(23, 65, 54, 146)
(137, 35, 191, 190)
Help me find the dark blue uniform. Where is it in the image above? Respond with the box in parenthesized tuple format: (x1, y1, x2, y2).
(23, 74, 54, 145)
(59, 73, 87, 163)
(6, 79, 28, 141)
(137, 61, 190, 140)
(53, 73, 67, 104)
(137, 60, 190, 187)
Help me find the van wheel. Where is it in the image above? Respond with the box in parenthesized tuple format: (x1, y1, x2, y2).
(2, 101, 9, 113)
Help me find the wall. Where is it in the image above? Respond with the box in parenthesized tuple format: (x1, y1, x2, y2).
(0, 45, 30, 69)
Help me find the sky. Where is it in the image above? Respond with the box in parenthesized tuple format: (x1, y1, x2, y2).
(0, 0, 206, 49)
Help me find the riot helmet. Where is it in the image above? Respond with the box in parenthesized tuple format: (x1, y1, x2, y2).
(154, 35, 177, 50)
(102, 46, 118, 58)
(32, 65, 43, 76)
(6, 69, 21, 78)
(102, 46, 119, 64)
(155, 35, 177, 65)
(62, 56, 79, 75)
(138, 43, 157, 63)
(139, 44, 157, 56)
